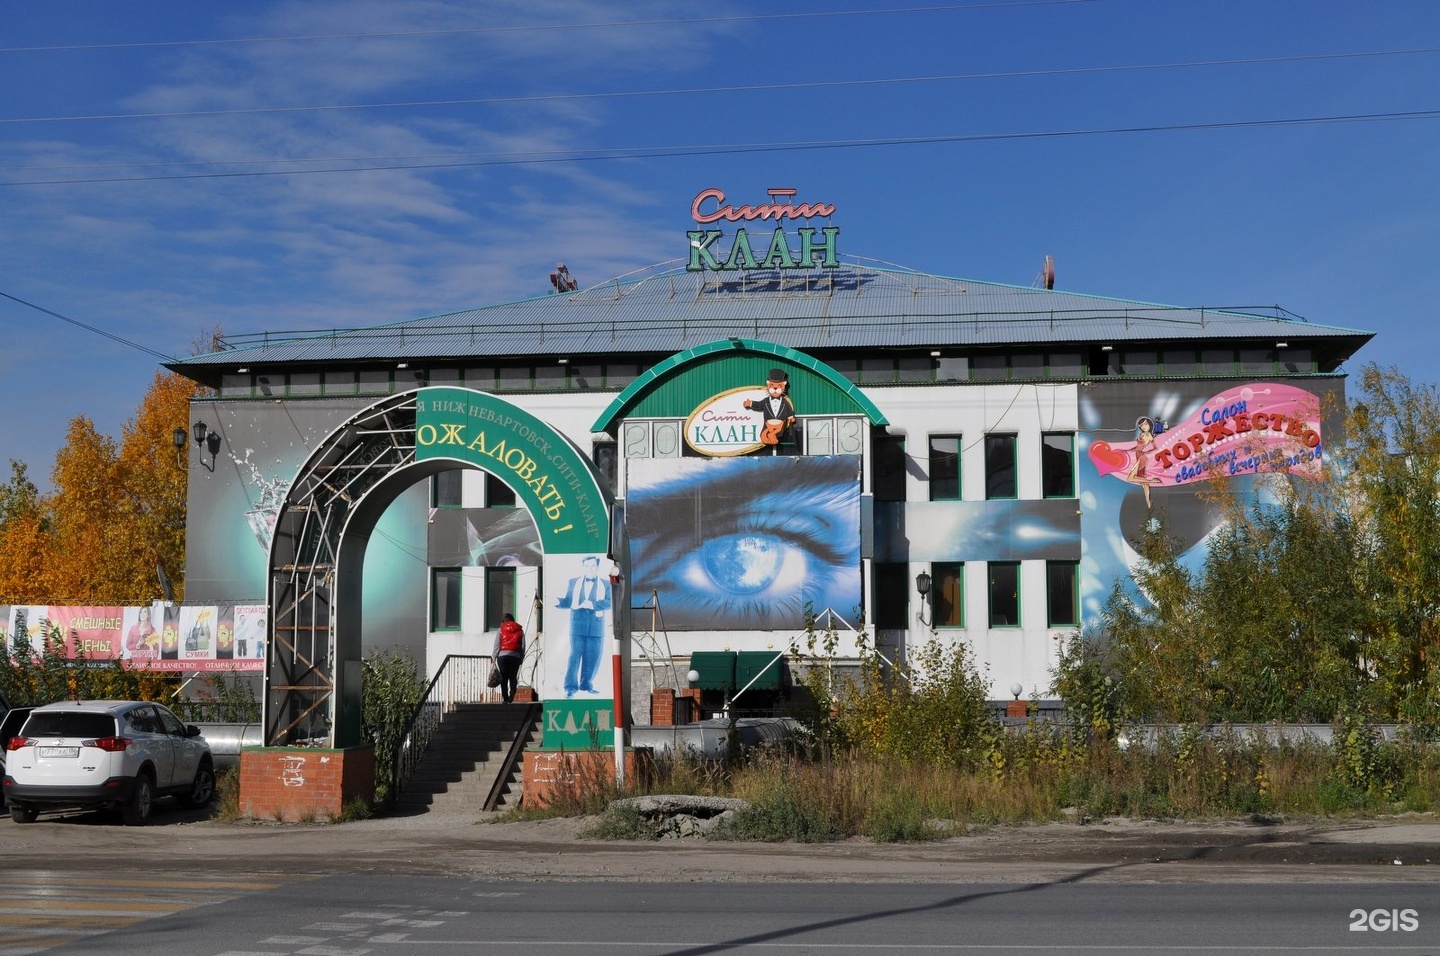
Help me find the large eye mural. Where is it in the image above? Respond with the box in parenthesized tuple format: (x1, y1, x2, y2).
(627, 456, 862, 629)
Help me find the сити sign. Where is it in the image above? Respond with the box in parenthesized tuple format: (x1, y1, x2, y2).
(686, 187, 840, 272)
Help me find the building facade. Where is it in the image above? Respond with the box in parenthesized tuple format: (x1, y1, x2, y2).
(169, 192, 1372, 735)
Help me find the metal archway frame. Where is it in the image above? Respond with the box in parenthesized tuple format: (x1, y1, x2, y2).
(263, 388, 617, 748)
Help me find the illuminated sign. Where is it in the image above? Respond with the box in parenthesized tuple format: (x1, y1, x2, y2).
(686, 187, 840, 272)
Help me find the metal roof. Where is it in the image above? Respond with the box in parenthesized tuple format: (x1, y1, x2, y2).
(170, 258, 1372, 372)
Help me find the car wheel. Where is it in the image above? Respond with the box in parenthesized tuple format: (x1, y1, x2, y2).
(121, 771, 154, 826)
(181, 762, 216, 808)
(10, 804, 38, 823)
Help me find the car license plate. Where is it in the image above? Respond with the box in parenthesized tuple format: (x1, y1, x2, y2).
(39, 746, 80, 758)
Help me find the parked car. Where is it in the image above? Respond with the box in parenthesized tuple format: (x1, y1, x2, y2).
(0, 692, 33, 810)
(3, 700, 214, 825)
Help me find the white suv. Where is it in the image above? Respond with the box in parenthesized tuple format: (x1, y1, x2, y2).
(4, 700, 214, 825)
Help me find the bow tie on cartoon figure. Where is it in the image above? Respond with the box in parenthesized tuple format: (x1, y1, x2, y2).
(743, 367, 797, 446)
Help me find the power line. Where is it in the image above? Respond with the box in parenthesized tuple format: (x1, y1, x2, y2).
(2, 47, 1435, 128)
(0, 2, 1093, 54)
(0, 290, 176, 361)
(4, 107, 1437, 188)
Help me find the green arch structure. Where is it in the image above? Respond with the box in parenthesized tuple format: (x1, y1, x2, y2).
(594, 338, 889, 433)
(265, 388, 614, 750)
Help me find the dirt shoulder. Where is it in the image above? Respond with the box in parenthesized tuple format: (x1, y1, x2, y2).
(4, 810, 1440, 884)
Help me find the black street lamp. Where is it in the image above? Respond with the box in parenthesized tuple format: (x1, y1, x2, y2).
(915, 570, 932, 628)
(183, 421, 223, 472)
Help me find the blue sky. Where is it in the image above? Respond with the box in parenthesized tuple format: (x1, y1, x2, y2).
(2, 0, 1437, 488)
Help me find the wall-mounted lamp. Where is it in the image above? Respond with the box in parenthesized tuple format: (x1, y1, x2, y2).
(1276, 341, 1288, 349)
(558, 358, 569, 365)
(397, 362, 410, 369)
(728, 336, 743, 347)
(929, 350, 942, 358)
(915, 570, 932, 628)
(189, 421, 222, 472)
(171, 427, 187, 467)
(236, 367, 249, 374)
(1101, 344, 1114, 352)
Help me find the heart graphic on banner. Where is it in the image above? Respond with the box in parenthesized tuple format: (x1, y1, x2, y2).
(1088, 440, 1129, 476)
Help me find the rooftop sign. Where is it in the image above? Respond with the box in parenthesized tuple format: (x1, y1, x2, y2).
(686, 187, 840, 273)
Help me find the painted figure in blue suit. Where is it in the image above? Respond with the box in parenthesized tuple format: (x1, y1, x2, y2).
(555, 555, 612, 698)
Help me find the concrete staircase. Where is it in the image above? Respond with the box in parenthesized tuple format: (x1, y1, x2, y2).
(392, 702, 541, 815)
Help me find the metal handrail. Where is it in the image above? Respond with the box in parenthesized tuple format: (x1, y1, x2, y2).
(391, 654, 496, 799)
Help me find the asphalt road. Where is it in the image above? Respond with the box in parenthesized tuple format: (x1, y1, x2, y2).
(9, 875, 1440, 955)
(2, 807, 1439, 954)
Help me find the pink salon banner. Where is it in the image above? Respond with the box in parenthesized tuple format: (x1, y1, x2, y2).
(1089, 383, 1323, 493)
(3, 604, 264, 672)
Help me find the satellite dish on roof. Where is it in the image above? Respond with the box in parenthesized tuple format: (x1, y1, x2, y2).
(1036, 255, 1055, 290)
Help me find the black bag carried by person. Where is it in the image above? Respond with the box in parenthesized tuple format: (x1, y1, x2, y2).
(487, 666, 502, 688)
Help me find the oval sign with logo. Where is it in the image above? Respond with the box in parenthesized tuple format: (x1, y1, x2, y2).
(684, 386, 766, 457)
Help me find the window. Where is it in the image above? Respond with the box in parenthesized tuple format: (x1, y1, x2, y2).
(872, 435, 907, 502)
(896, 356, 931, 382)
(428, 368, 461, 385)
(288, 372, 321, 396)
(1041, 433, 1075, 498)
(358, 369, 390, 394)
(1239, 348, 1273, 374)
(431, 568, 461, 631)
(496, 366, 530, 391)
(1120, 350, 1158, 375)
(322, 371, 356, 395)
(929, 436, 961, 500)
(1281, 348, 1313, 373)
(1202, 348, 1235, 374)
(1162, 349, 1196, 376)
(873, 563, 908, 629)
(971, 354, 1008, 381)
(534, 365, 566, 390)
(1048, 351, 1083, 378)
(1047, 561, 1079, 627)
(607, 364, 641, 387)
(432, 471, 463, 508)
(860, 358, 894, 384)
(219, 374, 252, 398)
(485, 472, 516, 508)
(988, 562, 1020, 627)
(984, 434, 1017, 499)
(933, 562, 963, 628)
(592, 441, 617, 490)
(1010, 353, 1044, 379)
(485, 567, 515, 632)
(934, 356, 967, 382)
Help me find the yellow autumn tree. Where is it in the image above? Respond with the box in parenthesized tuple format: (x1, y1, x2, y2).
(0, 460, 58, 603)
(4, 370, 202, 605)
(114, 371, 195, 602)
(47, 417, 124, 603)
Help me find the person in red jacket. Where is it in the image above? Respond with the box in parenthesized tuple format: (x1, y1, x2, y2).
(492, 613, 526, 704)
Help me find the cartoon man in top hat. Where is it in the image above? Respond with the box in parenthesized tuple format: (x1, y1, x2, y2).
(744, 368, 797, 447)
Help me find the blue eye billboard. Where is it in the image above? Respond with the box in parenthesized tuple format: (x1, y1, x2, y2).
(626, 455, 862, 630)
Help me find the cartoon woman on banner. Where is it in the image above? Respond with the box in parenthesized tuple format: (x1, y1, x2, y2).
(1127, 416, 1162, 509)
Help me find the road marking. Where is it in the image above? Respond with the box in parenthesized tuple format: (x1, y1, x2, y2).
(0, 869, 292, 956)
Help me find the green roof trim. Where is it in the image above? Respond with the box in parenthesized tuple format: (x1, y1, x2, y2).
(593, 339, 889, 432)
